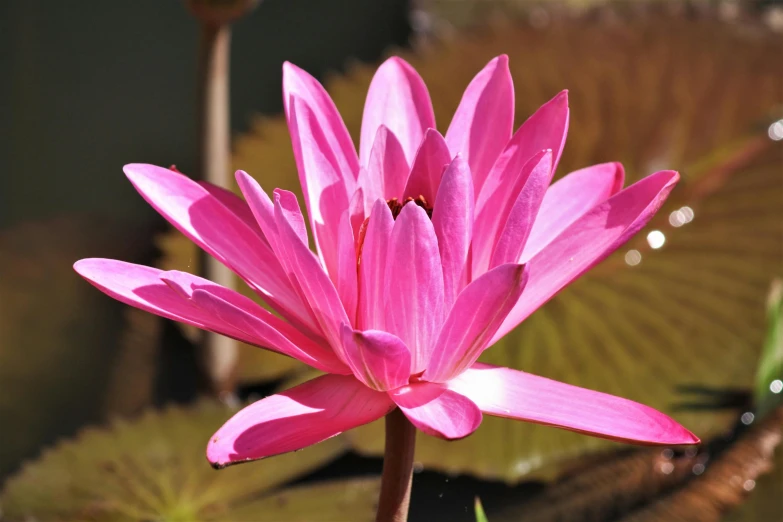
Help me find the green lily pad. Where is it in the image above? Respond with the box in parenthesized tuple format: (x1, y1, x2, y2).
(0, 401, 363, 522)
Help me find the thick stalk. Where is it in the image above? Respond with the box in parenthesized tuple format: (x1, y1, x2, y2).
(196, 22, 237, 395)
(376, 408, 417, 522)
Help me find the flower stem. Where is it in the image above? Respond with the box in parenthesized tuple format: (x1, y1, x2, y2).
(376, 408, 416, 522)
(196, 21, 237, 395)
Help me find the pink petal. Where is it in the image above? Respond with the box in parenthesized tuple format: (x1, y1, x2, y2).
(272, 190, 351, 356)
(365, 125, 410, 201)
(197, 180, 266, 242)
(73, 259, 347, 373)
(521, 162, 625, 262)
(188, 287, 348, 375)
(445, 55, 514, 193)
(472, 150, 551, 276)
(287, 96, 352, 285)
(491, 170, 680, 343)
(431, 155, 474, 307)
(123, 164, 298, 315)
(384, 203, 445, 373)
(336, 211, 358, 323)
(390, 383, 482, 440)
(208, 374, 394, 467)
(477, 90, 569, 203)
(341, 326, 411, 391)
(489, 151, 554, 269)
(283, 62, 359, 181)
(401, 128, 452, 204)
(359, 56, 435, 166)
(423, 264, 528, 383)
(449, 363, 699, 445)
(357, 199, 394, 331)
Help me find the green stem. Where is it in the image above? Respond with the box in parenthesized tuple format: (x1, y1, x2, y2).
(376, 408, 417, 522)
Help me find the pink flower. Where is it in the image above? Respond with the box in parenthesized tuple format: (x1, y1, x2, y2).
(75, 55, 698, 468)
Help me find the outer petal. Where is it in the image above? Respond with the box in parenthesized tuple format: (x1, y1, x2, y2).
(73, 260, 347, 373)
(123, 164, 298, 315)
(431, 155, 474, 307)
(208, 374, 394, 467)
(521, 162, 625, 262)
(423, 264, 528, 383)
(283, 61, 359, 181)
(341, 326, 411, 391)
(390, 383, 482, 440)
(359, 56, 435, 166)
(272, 190, 352, 356)
(491, 170, 680, 343)
(287, 96, 351, 285)
(449, 363, 699, 445)
(197, 180, 266, 242)
(445, 55, 514, 193)
(366, 125, 410, 201)
(489, 151, 554, 269)
(401, 128, 452, 204)
(384, 203, 445, 373)
(357, 199, 394, 331)
(472, 150, 551, 276)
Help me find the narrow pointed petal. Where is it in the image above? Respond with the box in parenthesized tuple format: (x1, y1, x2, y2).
(197, 180, 265, 241)
(208, 374, 394, 467)
(431, 155, 474, 307)
(445, 55, 513, 193)
(472, 150, 551, 276)
(287, 96, 351, 284)
(235, 170, 278, 243)
(122, 164, 297, 313)
(384, 203, 445, 373)
(283, 61, 359, 180)
(521, 162, 625, 262)
(359, 56, 435, 166)
(341, 326, 411, 391)
(336, 211, 358, 323)
(492, 170, 680, 343)
(423, 264, 528, 383)
(73, 259, 347, 373)
(272, 191, 351, 356)
(401, 128, 452, 204)
(390, 383, 482, 440)
(450, 363, 699, 445)
(358, 199, 394, 330)
(189, 288, 348, 374)
(489, 151, 554, 269)
(366, 125, 410, 201)
(477, 91, 569, 203)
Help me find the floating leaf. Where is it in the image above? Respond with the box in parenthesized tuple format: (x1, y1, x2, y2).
(0, 401, 363, 522)
(755, 280, 783, 417)
(161, 9, 783, 481)
(0, 216, 154, 478)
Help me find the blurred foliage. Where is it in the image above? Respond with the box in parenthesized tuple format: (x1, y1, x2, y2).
(159, 6, 783, 481)
(755, 280, 783, 417)
(0, 401, 371, 522)
(0, 216, 154, 479)
(491, 405, 783, 521)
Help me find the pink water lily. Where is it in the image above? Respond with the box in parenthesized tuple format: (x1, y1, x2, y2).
(75, 55, 698, 470)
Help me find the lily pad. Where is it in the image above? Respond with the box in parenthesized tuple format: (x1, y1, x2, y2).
(0, 401, 367, 522)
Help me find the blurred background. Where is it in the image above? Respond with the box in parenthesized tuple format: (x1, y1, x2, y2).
(1, 0, 782, 520)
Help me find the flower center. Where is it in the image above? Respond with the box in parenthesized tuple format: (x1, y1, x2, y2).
(386, 195, 433, 220)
